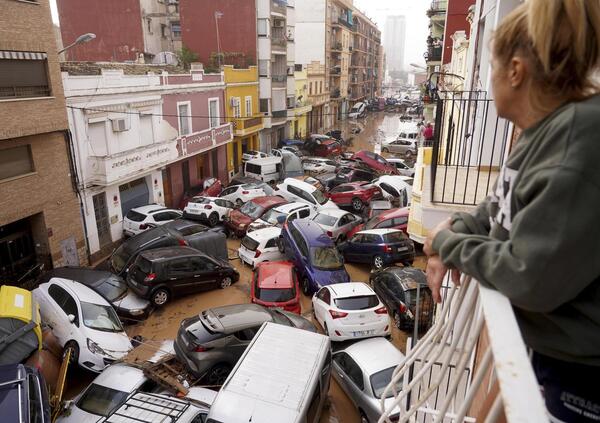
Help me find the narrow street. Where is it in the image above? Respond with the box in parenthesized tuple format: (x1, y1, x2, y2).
(64, 111, 427, 423)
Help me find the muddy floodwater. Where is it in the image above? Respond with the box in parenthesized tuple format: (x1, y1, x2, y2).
(65, 112, 426, 423)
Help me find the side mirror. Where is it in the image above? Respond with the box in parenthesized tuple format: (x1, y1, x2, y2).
(67, 314, 75, 323)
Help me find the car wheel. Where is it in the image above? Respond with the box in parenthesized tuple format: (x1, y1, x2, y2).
(63, 341, 79, 367)
(151, 289, 170, 307)
(359, 410, 370, 423)
(382, 147, 389, 153)
(373, 255, 384, 269)
(301, 277, 311, 296)
(351, 197, 363, 212)
(204, 364, 232, 386)
(220, 276, 233, 289)
(208, 212, 219, 227)
(393, 311, 402, 329)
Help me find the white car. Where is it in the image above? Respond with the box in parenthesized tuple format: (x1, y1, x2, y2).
(312, 282, 390, 341)
(247, 202, 313, 232)
(373, 175, 413, 206)
(386, 158, 415, 177)
(33, 278, 133, 373)
(238, 226, 285, 268)
(348, 102, 366, 118)
(275, 178, 339, 212)
(219, 183, 270, 206)
(122, 205, 182, 237)
(182, 196, 234, 226)
(311, 209, 362, 243)
(242, 150, 268, 162)
(302, 157, 338, 175)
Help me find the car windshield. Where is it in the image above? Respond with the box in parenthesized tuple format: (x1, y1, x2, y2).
(81, 302, 124, 332)
(370, 366, 403, 399)
(312, 189, 329, 205)
(313, 213, 337, 226)
(110, 244, 130, 273)
(240, 201, 265, 219)
(334, 295, 379, 310)
(310, 247, 344, 270)
(383, 231, 407, 243)
(95, 277, 128, 302)
(76, 384, 129, 416)
(241, 235, 260, 251)
(261, 208, 286, 225)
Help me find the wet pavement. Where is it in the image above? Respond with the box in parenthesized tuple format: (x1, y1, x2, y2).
(64, 112, 425, 423)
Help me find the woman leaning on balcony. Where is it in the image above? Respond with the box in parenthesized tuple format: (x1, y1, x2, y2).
(424, 1, 600, 422)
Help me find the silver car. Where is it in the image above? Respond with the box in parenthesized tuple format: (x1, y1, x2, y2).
(381, 138, 418, 158)
(311, 209, 362, 243)
(331, 337, 405, 423)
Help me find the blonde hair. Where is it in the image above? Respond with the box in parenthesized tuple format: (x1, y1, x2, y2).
(493, 0, 600, 109)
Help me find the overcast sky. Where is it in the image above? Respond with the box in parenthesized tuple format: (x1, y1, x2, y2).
(50, 0, 429, 70)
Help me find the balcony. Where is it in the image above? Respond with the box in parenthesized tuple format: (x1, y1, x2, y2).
(232, 116, 263, 137)
(425, 45, 443, 62)
(272, 74, 287, 87)
(330, 89, 341, 99)
(0, 85, 51, 99)
(378, 276, 546, 423)
(330, 67, 341, 75)
(337, 17, 353, 30)
(330, 41, 343, 51)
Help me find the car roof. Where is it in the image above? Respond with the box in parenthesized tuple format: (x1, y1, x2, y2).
(377, 207, 410, 220)
(282, 178, 318, 193)
(88, 363, 147, 391)
(246, 226, 282, 240)
(382, 267, 427, 289)
(246, 156, 281, 165)
(291, 220, 333, 247)
(327, 282, 374, 298)
(338, 181, 370, 189)
(256, 262, 294, 289)
(44, 277, 109, 305)
(139, 246, 204, 261)
(273, 202, 309, 213)
(252, 196, 287, 207)
(316, 208, 348, 219)
(41, 266, 117, 287)
(343, 338, 405, 376)
(207, 304, 274, 333)
(378, 175, 409, 185)
(130, 204, 167, 215)
(358, 229, 403, 236)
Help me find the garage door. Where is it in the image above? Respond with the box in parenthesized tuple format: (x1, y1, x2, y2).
(119, 178, 149, 217)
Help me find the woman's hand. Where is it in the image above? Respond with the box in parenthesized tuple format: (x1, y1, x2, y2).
(424, 217, 452, 257)
(426, 255, 462, 303)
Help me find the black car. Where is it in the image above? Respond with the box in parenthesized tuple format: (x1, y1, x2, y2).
(333, 166, 378, 187)
(127, 246, 240, 306)
(369, 267, 434, 332)
(0, 364, 50, 423)
(110, 221, 228, 276)
(37, 267, 151, 320)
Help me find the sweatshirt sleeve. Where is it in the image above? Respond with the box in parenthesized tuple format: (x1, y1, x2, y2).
(449, 196, 493, 236)
(432, 167, 600, 313)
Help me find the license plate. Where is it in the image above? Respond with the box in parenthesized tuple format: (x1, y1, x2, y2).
(353, 330, 374, 337)
(398, 246, 408, 252)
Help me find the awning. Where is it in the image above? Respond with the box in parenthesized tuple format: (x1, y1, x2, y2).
(0, 51, 47, 60)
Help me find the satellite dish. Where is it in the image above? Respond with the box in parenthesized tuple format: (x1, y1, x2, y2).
(153, 51, 178, 65)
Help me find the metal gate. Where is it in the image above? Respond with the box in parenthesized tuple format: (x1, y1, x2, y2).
(92, 192, 111, 248)
(119, 178, 149, 217)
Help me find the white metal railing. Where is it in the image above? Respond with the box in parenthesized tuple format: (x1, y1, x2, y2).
(378, 276, 548, 423)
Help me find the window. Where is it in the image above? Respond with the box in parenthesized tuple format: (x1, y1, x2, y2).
(245, 96, 252, 117)
(77, 384, 129, 417)
(161, 24, 167, 38)
(235, 326, 259, 341)
(168, 258, 193, 274)
(153, 211, 180, 221)
(257, 18, 268, 36)
(0, 145, 34, 181)
(177, 102, 191, 136)
(265, 238, 278, 249)
(28, 375, 43, 423)
(191, 256, 216, 271)
(334, 352, 364, 390)
(231, 97, 241, 118)
(316, 287, 331, 304)
(208, 98, 219, 128)
(171, 21, 181, 39)
(259, 98, 269, 113)
(0, 52, 51, 99)
(319, 81, 323, 93)
(259, 60, 269, 77)
(309, 82, 313, 95)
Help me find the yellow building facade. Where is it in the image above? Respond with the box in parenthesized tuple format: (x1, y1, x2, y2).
(291, 67, 312, 139)
(223, 65, 263, 177)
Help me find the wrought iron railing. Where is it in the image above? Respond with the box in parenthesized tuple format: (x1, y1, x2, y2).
(430, 91, 512, 205)
(0, 85, 51, 99)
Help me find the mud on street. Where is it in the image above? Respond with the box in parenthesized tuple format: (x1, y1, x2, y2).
(65, 112, 426, 423)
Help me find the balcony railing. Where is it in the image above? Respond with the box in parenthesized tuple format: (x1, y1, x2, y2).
(378, 276, 547, 423)
(272, 74, 287, 85)
(430, 0, 448, 11)
(0, 85, 51, 99)
(337, 17, 353, 30)
(431, 91, 511, 205)
(232, 116, 263, 132)
(425, 46, 443, 62)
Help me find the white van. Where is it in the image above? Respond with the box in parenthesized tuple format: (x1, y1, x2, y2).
(275, 178, 339, 212)
(348, 102, 366, 119)
(244, 157, 283, 183)
(206, 322, 331, 423)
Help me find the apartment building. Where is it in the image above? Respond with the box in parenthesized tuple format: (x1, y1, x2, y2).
(328, 0, 354, 124)
(291, 65, 312, 139)
(0, 0, 87, 282)
(57, 0, 181, 62)
(350, 8, 382, 105)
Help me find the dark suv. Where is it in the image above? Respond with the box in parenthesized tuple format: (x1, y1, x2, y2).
(0, 364, 50, 423)
(126, 246, 239, 306)
(333, 166, 377, 187)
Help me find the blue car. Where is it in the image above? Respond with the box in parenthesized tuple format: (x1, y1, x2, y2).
(338, 229, 415, 269)
(279, 219, 350, 295)
(0, 363, 51, 423)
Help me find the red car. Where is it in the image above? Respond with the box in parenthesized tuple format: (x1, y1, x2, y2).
(347, 207, 410, 238)
(327, 182, 381, 212)
(225, 196, 287, 237)
(351, 150, 399, 175)
(178, 177, 223, 209)
(314, 139, 343, 157)
(251, 261, 301, 314)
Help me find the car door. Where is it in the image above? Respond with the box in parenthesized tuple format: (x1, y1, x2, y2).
(214, 199, 234, 219)
(336, 214, 350, 239)
(332, 352, 365, 407)
(187, 256, 220, 291)
(357, 233, 379, 263)
(153, 211, 182, 226)
(47, 284, 79, 344)
(165, 257, 197, 296)
(343, 234, 362, 261)
(219, 186, 238, 202)
(231, 325, 261, 358)
(263, 237, 281, 261)
(313, 287, 331, 326)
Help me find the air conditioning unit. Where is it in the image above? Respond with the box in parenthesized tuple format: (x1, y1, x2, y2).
(111, 118, 130, 132)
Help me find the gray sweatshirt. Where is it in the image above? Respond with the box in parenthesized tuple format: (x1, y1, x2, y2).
(432, 94, 600, 366)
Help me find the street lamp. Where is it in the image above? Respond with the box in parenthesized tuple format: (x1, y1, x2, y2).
(58, 33, 96, 55)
